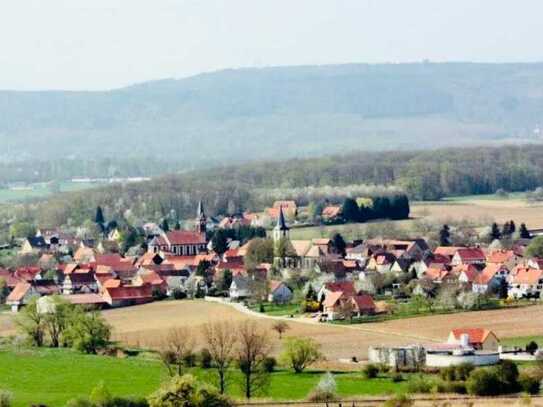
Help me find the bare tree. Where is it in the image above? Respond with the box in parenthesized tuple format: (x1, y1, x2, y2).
(236, 321, 272, 399)
(202, 321, 238, 394)
(159, 327, 195, 376)
(338, 298, 355, 322)
(271, 321, 290, 339)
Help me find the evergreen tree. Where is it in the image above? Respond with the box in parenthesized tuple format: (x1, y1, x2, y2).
(342, 198, 360, 222)
(439, 224, 451, 246)
(501, 221, 511, 237)
(509, 220, 516, 234)
(519, 223, 531, 239)
(95, 206, 105, 225)
(332, 233, 346, 256)
(490, 222, 501, 240)
(174, 220, 181, 230)
(212, 229, 229, 255)
(305, 285, 317, 301)
(389, 194, 410, 220)
(161, 218, 170, 233)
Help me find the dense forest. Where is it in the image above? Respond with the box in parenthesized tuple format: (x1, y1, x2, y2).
(1, 63, 543, 173)
(1, 144, 542, 238)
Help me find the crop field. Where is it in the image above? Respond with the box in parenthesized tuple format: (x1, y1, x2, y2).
(102, 300, 414, 361)
(289, 195, 543, 240)
(362, 304, 543, 343)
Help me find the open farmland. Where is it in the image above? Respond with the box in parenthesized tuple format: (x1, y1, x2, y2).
(362, 304, 543, 343)
(102, 300, 417, 361)
(289, 195, 543, 240)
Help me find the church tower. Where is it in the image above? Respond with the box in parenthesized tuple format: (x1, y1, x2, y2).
(196, 200, 207, 235)
(273, 206, 290, 242)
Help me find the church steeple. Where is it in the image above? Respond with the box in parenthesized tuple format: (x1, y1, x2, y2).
(273, 206, 290, 242)
(196, 200, 207, 234)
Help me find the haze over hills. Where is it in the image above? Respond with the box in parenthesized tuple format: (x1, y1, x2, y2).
(1, 62, 543, 168)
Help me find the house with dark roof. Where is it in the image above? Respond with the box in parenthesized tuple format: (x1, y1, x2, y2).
(20, 236, 48, 255)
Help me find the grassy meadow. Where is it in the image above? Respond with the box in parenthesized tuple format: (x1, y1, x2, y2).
(0, 345, 408, 406)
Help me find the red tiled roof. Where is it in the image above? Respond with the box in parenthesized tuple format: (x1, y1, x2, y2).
(166, 231, 206, 245)
(352, 294, 376, 312)
(6, 282, 31, 302)
(322, 206, 342, 219)
(510, 266, 543, 285)
(322, 291, 344, 308)
(434, 246, 464, 257)
(103, 284, 153, 301)
(451, 328, 493, 345)
(95, 254, 125, 267)
(486, 250, 515, 264)
(324, 281, 356, 296)
(455, 248, 485, 262)
(14, 267, 41, 282)
(62, 294, 106, 305)
(272, 200, 297, 210)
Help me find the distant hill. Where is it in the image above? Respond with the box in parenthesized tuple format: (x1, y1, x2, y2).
(1, 62, 543, 166)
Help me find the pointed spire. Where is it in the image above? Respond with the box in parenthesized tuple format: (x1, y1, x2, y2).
(275, 206, 289, 231)
(197, 200, 205, 219)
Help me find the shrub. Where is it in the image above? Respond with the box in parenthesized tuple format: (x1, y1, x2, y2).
(363, 363, 379, 379)
(262, 357, 277, 373)
(444, 381, 467, 394)
(90, 381, 112, 407)
(440, 366, 456, 382)
(455, 363, 475, 381)
(279, 337, 323, 373)
(406, 375, 435, 394)
(182, 352, 197, 368)
(0, 391, 12, 407)
(307, 372, 337, 403)
(466, 368, 501, 396)
(519, 373, 541, 395)
(391, 372, 404, 383)
(65, 398, 93, 407)
(148, 374, 232, 407)
(382, 393, 414, 407)
(495, 360, 520, 393)
(172, 289, 186, 300)
(200, 348, 212, 369)
(526, 341, 539, 355)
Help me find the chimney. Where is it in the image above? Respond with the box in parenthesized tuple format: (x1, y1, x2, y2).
(460, 333, 470, 347)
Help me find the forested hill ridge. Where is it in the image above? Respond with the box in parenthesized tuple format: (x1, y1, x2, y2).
(12, 144, 543, 230)
(2, 62, 543, 170)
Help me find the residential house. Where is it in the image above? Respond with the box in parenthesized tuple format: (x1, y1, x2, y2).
(6, 280, 60, 312)
(508, 266, 543, 298)
(366, 252, 396, 273)
(268, 280, 293, 304)
(321, 291, 376, 321)
(6, 282, 35, 312)
(267, 200, 298, 219)
(318, 281, 356, 302)
(472, 263, 509, 294)
(229, 275, 250, 300)
(451, 248, 486, 266)
(486, 249, 521, 269)
(20, 236, 48, 255)
(321, 206, 342, 223)
(447, 328, 499, 351)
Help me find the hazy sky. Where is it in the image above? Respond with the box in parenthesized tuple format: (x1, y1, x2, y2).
(1, 0, 542, 90)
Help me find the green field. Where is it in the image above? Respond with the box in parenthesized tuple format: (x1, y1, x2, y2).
(0, 346, 408, 406)
(500, 335, 543, 348)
